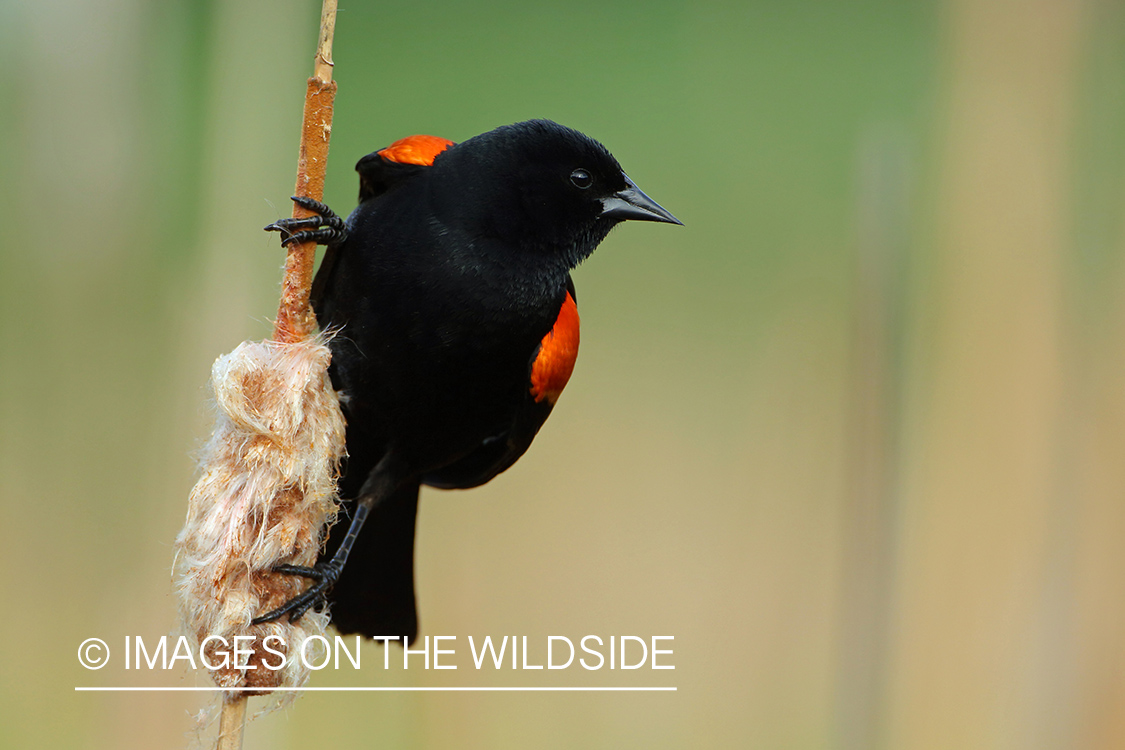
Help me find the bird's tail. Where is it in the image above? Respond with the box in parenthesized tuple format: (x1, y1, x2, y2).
(323, 478, 421, 643)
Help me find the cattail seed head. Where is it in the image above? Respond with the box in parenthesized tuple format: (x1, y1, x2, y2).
(175, 336, 345, 695)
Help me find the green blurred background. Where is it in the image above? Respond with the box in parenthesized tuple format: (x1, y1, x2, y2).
(3, 0, 1125, 747)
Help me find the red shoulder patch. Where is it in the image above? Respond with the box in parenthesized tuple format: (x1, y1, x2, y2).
(530, 292, 580, 404)
(378, 135, 455, 166)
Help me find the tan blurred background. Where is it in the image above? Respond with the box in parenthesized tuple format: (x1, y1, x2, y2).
(3, 0, 1125, 747)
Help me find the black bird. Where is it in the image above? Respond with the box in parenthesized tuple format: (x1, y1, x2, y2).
(258, 119, 680, 640)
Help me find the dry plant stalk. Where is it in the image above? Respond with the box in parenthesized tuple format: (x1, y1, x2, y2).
(276, 0, 337, 344)
(216, 695, 247, 750)
(174, 0, 342, 743)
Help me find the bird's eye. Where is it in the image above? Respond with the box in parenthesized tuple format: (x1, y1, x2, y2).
(570, 169, 593, 189)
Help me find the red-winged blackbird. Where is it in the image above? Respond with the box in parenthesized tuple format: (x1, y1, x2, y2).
(258, 119, 680, 640)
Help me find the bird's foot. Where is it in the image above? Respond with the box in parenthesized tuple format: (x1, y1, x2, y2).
(264, 196, 347, 246)
(251, 560, 343, 625)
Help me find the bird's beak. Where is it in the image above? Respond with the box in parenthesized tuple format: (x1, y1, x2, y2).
(600, 176, 683, 225)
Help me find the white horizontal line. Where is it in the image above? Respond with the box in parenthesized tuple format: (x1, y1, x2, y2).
(75, 686, 676, 692)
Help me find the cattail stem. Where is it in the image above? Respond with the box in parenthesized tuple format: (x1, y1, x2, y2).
(274, 0, 339, 343)
(203, 4, 339, 750)
(216, 696, 248, 750)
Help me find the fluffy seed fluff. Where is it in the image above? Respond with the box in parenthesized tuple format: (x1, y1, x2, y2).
(175, 336, 345, 695)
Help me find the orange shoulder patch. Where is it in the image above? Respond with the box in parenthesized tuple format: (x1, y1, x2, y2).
(530, 292, 580, 404)
(378, 135, 455, 166)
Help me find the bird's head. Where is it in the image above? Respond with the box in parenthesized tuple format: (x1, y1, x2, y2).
(430, 119, 681, 270)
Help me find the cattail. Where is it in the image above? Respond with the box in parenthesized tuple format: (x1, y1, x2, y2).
(174, 1, 340, 745)
(175, 336, 344, 693)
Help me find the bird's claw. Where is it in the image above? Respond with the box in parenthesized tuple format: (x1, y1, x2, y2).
(250, 561, 343, 625)
(265, 196, 347, 247)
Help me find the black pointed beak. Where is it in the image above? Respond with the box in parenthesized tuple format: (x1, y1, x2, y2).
(600, 176, 683, 225)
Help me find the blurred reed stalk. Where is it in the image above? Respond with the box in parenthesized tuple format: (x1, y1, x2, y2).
(885, 1, 1083, 747)
(833, 127, 910, 750)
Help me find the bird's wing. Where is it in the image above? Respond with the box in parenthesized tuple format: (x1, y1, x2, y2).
(356, 134, 455, 203)
(313, 134, 457, 318)
(423, 281, 580, 489)
(528, 285, 579, 406)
